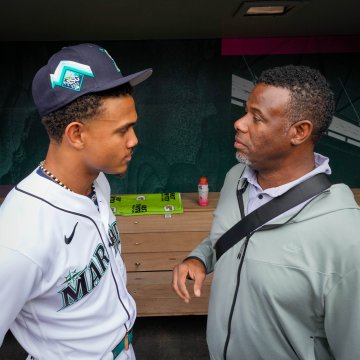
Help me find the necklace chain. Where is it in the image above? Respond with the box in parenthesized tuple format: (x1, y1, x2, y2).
(39, 161, 96, 202)
(39, 161, 73, 191)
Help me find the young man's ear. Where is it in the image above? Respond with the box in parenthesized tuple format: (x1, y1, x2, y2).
(290, 120, 313, 146)
(63, 122, 85, 149)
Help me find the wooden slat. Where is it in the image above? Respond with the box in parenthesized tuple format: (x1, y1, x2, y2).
(127, 271, 213, 317)
(117, 211, 214, 234)
(123, 251, 189, 271)
(121, 231, 208, 253)
(133, 298, 210, 317)
(127, 271, 213, 289)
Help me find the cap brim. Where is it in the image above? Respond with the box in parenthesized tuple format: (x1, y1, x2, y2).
(93, 68, 153, 94)
(126, 68, 153, 86)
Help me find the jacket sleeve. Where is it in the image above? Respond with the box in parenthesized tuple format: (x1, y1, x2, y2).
(187, 235, 216, 273)
(325, 267, 360, 359)
(0, 246, 42, 345)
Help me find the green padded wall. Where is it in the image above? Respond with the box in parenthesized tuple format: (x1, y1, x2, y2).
(0, 40, 359, 195)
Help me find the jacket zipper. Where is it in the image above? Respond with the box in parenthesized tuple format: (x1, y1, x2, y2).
(223, 236, 250, 360)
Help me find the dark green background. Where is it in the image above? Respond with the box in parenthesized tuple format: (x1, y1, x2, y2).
(1, 40, 359, 194)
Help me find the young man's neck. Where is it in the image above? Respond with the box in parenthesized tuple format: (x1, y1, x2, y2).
(44, 146, 98, 196)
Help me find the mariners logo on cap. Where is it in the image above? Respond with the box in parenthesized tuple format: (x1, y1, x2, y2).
(50, 60, 94, 92)
(99, 47, 121, 73)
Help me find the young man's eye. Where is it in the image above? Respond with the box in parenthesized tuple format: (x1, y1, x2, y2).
(118, 127, 129, 135)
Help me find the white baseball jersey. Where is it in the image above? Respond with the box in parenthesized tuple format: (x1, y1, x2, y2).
(0, 169, 136, 359)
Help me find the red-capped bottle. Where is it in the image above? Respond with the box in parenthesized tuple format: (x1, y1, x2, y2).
(198, 177, 209, 206)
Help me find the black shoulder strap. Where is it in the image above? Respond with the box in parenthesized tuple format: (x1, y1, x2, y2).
(215, 173, 331, 261)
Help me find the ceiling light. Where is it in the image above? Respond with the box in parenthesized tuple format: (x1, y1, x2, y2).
(246, 6, 286, 15)
(234, 1, 309, 17)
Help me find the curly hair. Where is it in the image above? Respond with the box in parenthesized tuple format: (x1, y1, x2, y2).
(41, 83, 134, 143)
(257, 65, 335, 143)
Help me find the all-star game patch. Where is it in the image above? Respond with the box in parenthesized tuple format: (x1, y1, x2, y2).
(62, 69, 84, 91)
(50, 61, 94, 91)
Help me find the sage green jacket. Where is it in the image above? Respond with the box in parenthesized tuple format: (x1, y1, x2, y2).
(190, 163, 360, 360)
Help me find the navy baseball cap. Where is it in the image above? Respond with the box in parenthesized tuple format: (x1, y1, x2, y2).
(32, 43, 153, 116)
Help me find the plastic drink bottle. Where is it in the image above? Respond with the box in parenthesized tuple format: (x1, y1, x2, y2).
(198, 177, 209, 206)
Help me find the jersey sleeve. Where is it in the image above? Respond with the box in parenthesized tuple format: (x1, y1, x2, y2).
(0, 246, 42, 345)
(325, 267, 360, 359)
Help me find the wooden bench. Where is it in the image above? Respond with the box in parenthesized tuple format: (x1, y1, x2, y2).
(117, 192, 218, 317)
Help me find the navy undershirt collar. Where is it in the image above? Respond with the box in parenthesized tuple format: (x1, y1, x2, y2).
(36, 168, 99, 209)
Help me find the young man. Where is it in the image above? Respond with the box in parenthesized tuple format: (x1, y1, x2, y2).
(0, 43, 152, 359)
(173, 65, 360, 359)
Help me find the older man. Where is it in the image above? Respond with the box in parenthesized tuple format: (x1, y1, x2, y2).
(173, 65, 360, 360)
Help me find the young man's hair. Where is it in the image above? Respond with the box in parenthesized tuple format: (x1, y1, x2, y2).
(257, 65, 335, 143)
(41, 82, 134, 143)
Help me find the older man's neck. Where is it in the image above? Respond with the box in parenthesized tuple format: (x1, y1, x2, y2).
(256, 156, 316, 190)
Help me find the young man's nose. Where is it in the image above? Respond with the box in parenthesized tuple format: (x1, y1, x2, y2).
(128, 128, 138, 148)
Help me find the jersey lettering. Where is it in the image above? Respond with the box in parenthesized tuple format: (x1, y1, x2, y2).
(108, 221, 121, 255)
(58, 243, 110, 310)
(94, 243, 110, 271)
(58, 268, 89, 308)
(89, 259, 102, 288)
